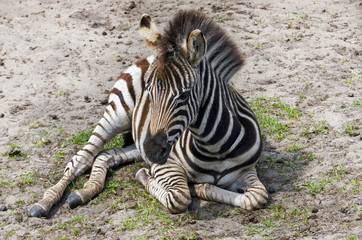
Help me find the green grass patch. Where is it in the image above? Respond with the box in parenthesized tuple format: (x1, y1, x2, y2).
(104, 134, 125, 149)
(245, 225, 268, 236)
(255, 41, 263, 49)
(120, 216, 137, 230)
(267, 204, 311, 226)
(1, 173, 14, 187)
(243, 206, 311, 237)
(65, 176, 87, 194)
(258, 152, 315, 171)
(2, 142, 27, 159)
(1, 179, 14, 187)
(285, 36, 302, 42)
(102, 169, 176, 235)
(269, 204, 285, 220)
(250, 96, 299, 140)
(286, 143, 305, 152)
(70, 129, 93, 146)
(308, 163, 362, 195)
(302, 177, 332, 196)
(326, 163, 349, 180)
(295, 153, 315, 162)
(6, 227, 16, 236)
(16, 171, 39, 185)
(352, 100, 361, 106)
(72, 229, 80, 236)
(299, 94, 307, 99)
(62, 126, 126, 150)
(302, 120, 328, 135)
(344, 124, 360, 136)
(51, 215, 85, 238)
(92, 178, 137, 204)
(15, 198, 25, 205)
(345, 177, 361, 195)
(71, 214, 84, 224)
(281, 158, 298, 169)
(57, 88, 64, 96)
(265, 156, 276, 168)
(116, 189, 175, 232)
(35, 138, 47, 148)
(257, 156, 277, 170)
(90, 161, 146, 205)
(54, 151, 65, 165)
(55, 236, 67, 240)
(28, 119, 41, 129)
(347, 236, 357, 240)
(255, 18, 265, 25)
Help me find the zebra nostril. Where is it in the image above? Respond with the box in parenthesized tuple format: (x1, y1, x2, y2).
(159, 142, 171, 157)
(160, 148, 168, 157)
(237, 188, 245, 194)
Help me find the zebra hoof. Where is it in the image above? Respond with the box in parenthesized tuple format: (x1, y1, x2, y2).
(68, 191, 83, 209)
(29, 204, 47, 218)
(133, 169, 141, 178)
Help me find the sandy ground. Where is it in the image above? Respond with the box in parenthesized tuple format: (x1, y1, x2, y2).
(0, 0, 361, 239)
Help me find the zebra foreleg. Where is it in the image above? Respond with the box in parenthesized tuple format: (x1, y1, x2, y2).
(67, 144, 140, 208)
(29, 150, 97, 217)
(30, 102, 130, 217)
(134, 165, 192, 213)
(191, 167, 268, 210)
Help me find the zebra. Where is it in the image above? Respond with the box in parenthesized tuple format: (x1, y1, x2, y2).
(30, 10, 268, 217)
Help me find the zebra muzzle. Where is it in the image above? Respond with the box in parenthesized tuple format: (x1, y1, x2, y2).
(143, 130, 172, 164)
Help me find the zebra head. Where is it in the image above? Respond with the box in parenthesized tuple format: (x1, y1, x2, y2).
(138, 14, 206, 164)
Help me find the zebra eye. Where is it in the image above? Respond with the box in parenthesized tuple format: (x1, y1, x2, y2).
(178, 90, 190, 101)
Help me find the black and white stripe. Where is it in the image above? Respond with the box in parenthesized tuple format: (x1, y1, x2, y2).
(30, 10, 267, 218)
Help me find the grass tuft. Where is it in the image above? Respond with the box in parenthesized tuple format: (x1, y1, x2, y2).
(286, 143, 305, 152)
(250, 96, 299, 140)
(2, 142, 26, 159)
(344, 124, 360, 136)
(302, 120, 328, 135)
(17, 171, 39, 185)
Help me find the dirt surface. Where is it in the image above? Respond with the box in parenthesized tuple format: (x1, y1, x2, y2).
(0, 0, 361, 239)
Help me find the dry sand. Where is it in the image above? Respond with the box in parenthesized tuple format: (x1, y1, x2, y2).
(0, 0, 361, 239)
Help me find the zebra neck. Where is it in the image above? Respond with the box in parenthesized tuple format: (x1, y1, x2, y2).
(203, 36, 243, 83)
(188, 61, 244, 157)
(189, 96, 244, 154)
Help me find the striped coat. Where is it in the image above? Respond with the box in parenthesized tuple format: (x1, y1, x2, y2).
(30, 10, 268, 218)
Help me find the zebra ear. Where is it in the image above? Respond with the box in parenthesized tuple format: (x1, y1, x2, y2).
(185, 29, 206, 66)
(140, 14, 161, 51)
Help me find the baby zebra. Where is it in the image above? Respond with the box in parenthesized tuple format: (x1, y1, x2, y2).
(30, 10, 268, 217)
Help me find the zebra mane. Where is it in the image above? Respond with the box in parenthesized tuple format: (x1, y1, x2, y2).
(160, 10, 245, 82)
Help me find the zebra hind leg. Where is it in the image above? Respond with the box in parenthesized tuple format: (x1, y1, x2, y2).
(68, 144, 140, 209)
(191, 166, 268, 210)
(134, 164, 192, 213)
